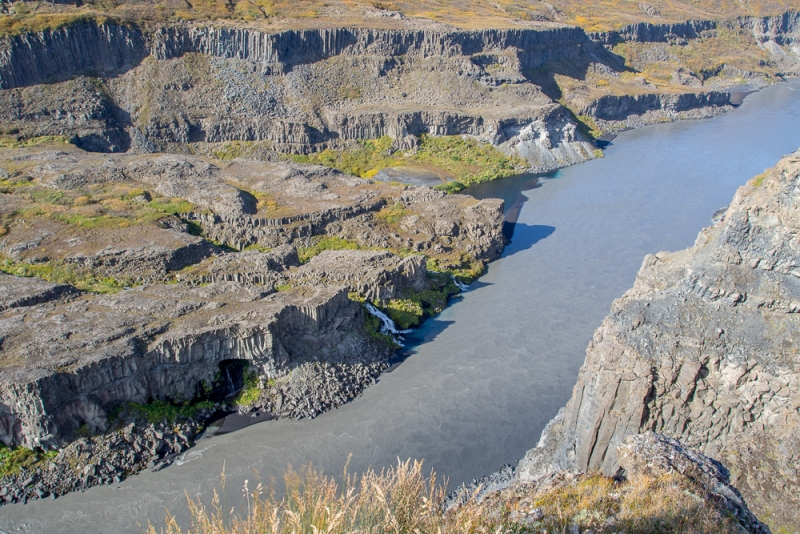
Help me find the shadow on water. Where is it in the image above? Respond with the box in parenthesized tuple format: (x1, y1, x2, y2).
(503, 224, 556, 256)
(382, 175, 559, 363)
(385, 319, 456, 370)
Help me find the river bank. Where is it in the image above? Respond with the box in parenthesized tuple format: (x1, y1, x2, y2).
(3, 73, 799, 534)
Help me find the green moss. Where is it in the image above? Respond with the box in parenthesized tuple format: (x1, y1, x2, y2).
(382, 272, 461, 330)
(293, 134, 525, 187)
(0, 255, 132, 293)
(243, 243, 271, 253)
(0, 135, 73, 148)
(211, 141, 246, 160)
(426, 255, 485, 284)
(434, 181, 466, 193)
(148, 198, 194, 215)
(50, 212, 133, 229)
(0, 443, 56, 478)
(751, 172, 767, 187)
(114, 399, 215, 425)
(233, 371, 261, 406)
(375, 202, 413, 226)
(297, 236, 361, 263)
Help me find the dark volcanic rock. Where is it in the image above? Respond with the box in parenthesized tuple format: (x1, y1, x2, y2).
(518, 150, 800, 530)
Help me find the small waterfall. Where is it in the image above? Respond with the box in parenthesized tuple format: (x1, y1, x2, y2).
(365, 303, 413, 345)
(224, 367, 236, 396)
(452, 276, 469, 291)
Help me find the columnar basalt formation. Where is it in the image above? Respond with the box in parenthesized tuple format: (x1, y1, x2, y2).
(0, 142, 506, 459)
(0, 21, 601, 169)
(518, 151, 800, 531)
(0, 279, 363, 449)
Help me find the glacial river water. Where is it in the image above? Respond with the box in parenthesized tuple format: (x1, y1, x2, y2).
(4, 81, 800, 533)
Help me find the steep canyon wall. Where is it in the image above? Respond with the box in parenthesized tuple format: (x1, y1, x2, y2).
(518, 152, 800, 531)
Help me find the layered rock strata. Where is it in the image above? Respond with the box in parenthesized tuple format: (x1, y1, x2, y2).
(451, 431, 768, 534)
(518, 151, 800, 531)
(0, 147, 505, 280)
(0, 21, 599, 170)
(0, 277, 374, 449)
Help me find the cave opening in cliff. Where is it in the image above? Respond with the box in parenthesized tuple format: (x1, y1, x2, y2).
(204, 360, 250, 401)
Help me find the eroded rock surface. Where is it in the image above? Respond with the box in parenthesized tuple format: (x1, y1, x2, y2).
(518, 151, 800, 531)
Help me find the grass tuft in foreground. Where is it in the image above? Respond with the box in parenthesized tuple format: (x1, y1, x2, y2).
(148, 459, 749, 534)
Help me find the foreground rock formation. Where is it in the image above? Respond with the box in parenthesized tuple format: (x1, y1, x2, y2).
(518, 151, 800, 531)
(0, 138, 505, 504)
(445, 430, 768, 534)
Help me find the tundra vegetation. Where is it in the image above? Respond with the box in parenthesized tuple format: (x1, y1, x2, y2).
(148, 459, 750, 534)
(292, 135, 527, 190)
(1, 0, 796, 34)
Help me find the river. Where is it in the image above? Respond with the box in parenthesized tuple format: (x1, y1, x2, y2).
(4, 80, 800, 533)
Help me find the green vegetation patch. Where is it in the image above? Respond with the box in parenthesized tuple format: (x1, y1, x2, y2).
(5, 179, 196, 226)
(751, 172, 767, 187)
(379, 271, 460, 330)
(292, 135, 525, 189)
(297, 236, 362, 263)
(233, 371, 261, 407)
(0, 255, 132, 293)
(0, 135, 73, 148)
(426, 255, 485, 284)
(374, 202, 413, 226)
(0, 443, 56, 478)
(113, 399, 215, 426)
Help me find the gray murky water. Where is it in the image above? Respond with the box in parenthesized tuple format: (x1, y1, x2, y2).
(4, 81, 800, 533)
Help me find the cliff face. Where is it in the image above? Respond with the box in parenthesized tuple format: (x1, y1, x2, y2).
(517, 152, 800, 531)
(590, 12, 800, 46)
(589, 19, 717, 45)
(0, 21, 601, 168)
(581, 91, 732, 121)
(0, 24, 588, 89)
(0, 280, 376, 450)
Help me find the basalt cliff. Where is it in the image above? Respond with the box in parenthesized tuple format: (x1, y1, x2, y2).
(2, 2, 800, 517)
(517, 151, 800, 531)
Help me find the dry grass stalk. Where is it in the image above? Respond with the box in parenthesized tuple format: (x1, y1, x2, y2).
(148, 461, 749, 534)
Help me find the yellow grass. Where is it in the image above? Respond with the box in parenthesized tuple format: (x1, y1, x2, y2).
(148, 459, 749, 534)
(0, 0, 796, 35)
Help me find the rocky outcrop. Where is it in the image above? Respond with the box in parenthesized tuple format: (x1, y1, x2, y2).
(290, 250, 429, 302)
(589, 20, 717, 45)
(518, 151, 800, 530)
(0, 280, 386, 449)
(738, 11, 800, 46)
(582, 90, 732, 122)
(0, 21, 599, 169)
(618, 432, 769, 534)
(451, 431, 768, 534)
(590, 19, 717, 45)
(590, 12, 800, 46)
(0, 22, 589, 89)
(0, 22, 148, 89)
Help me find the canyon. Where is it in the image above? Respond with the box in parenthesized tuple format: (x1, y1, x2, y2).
(1, 2, 800, 532)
